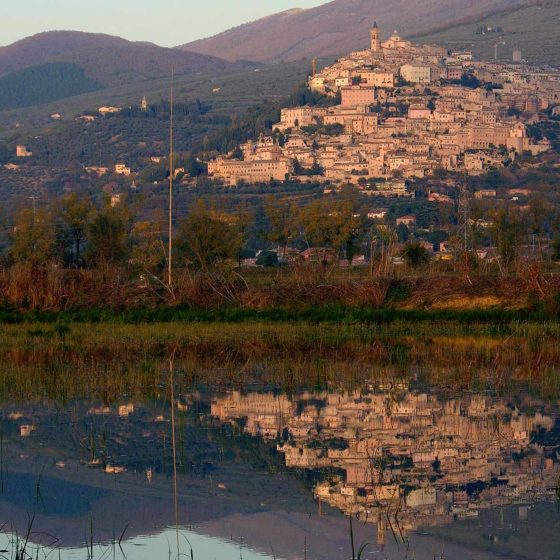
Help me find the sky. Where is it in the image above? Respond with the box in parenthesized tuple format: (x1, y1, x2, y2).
(1, 0, 329, 47)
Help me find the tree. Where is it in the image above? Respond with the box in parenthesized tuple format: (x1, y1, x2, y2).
(292, 158, 304, 175)
(460, 73, 480, 89)
(402, 242, 430, 268)
(130, 218, 166, 275)
(490, 207, 522, 270)
(551, 237, 560, 261)
(507, 107, 522, 118)
(10, 207, 56, 265)
(256, 250, 279, 267)
(180, 151, 205, 176)
(310, 162, 324, 176)
(300, 199, 362, 260)
(176, 202, 243, 270)
(396, 223, 410, 243)
(57, 193, 94, 267)
(369, 226, 398, 277)
(85, 203, 131, 267)
(527, 195, 547, 239)
(264, 196, 298, 257)
(231, 146, 244, 160)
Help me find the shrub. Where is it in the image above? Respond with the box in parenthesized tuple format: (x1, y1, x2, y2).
(402, 242, 430, 268)
(256, 251, 279, 267)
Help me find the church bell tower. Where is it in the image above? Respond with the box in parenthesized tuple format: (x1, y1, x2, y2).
(370, 21, 381, 52)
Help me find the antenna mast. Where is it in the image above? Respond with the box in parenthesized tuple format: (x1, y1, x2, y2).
(168, 69, 174, 287)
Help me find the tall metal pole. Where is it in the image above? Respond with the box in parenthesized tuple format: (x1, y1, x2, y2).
(168, 69, 174, 287)
(28, 195, 37, 254)
(457, 174, 470, 252)
(28, 195, 37, 222)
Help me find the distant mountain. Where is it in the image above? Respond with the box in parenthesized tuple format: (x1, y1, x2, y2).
(52, 43, 249, 87)
(0, 31, 250, 106)
(180, 0, 531, 62)
(0, 32, 133, 76)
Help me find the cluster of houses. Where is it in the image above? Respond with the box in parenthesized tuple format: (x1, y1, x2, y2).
(212, 386, 559, 539)
(208, 23, 557, 186)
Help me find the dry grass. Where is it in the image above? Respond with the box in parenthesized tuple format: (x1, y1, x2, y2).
(0, 262, 559, 314)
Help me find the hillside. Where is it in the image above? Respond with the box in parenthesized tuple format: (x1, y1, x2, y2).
(0, 32, 248, 84)
(0, 31, 132, 76)
(0, 31, 250, 108)
(414, 0, 560, 66)
(180, 0, 529, 62)
(0, 63, 101, 110)
(0, 57, 314, 133)
(52, 44, 248, 87)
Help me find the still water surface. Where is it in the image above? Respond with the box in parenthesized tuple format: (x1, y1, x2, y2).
(2, 380, 560, 559)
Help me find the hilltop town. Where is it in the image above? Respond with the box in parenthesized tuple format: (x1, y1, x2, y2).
(208, 23, 557, 188)
(1, 21, 560, 307)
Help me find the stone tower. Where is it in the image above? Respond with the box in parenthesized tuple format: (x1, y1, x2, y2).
(370, 21, 381, 52)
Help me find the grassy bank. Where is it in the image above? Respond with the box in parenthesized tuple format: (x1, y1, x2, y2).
(0, 320, 559, 401)
(0, 303, 555, 326)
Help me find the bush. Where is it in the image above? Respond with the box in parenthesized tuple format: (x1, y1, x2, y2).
(256, 251, 279, 267)
(552, 237, 560, 262)
(385, 280, 411, 303)
(402, 242, 430, 268)
(545, 291, 560, 318)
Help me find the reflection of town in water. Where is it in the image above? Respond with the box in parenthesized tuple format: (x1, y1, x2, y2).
(212, 384, 560, 541)
(3, 380, 560, 558)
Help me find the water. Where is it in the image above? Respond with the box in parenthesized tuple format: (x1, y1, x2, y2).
(2, 382, 560, 559)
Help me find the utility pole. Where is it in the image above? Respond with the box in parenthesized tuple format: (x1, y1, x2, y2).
(457, 176, 470, 252)
(28, 195, 37, 223)
(168, 69, 174, 288)
(28, 195, 37, 250)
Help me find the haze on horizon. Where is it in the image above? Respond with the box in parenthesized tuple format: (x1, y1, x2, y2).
(0, 0, 328, 48)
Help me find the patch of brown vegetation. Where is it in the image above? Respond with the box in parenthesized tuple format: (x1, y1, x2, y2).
(0, 262, 559, 314)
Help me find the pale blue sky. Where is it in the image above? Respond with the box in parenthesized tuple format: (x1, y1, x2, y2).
(1, 0, 329, 47)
